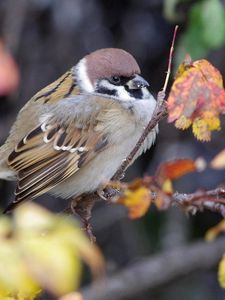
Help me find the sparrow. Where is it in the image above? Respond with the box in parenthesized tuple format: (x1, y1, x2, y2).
(0, 48, 158, 214)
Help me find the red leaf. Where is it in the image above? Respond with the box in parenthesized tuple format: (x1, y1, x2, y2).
(167, 57, 225, 141)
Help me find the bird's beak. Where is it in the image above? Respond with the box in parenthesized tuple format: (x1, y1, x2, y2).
(127, 74, 149, 90)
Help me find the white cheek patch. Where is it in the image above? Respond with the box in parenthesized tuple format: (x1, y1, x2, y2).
(99, 79, 135, 101)
(116, 86, 135, 101)
(75, 58, 94, 93)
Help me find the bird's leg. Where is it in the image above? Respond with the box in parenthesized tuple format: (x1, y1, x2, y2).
(70, 194, 97, 242)
(97, 186, 121, 202)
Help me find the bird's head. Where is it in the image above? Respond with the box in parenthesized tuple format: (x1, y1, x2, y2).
(74, 48, 151, 101)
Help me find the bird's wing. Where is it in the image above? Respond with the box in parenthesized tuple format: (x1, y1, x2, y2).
(6, 100, 109, 210)
(30, 68, 80, 105)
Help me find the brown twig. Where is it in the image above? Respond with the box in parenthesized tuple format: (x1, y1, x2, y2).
(171, 187, 225, 218)
(112, 26, 178, 181)
(162, 25, 178, 94)
(106, 180, 225, 218)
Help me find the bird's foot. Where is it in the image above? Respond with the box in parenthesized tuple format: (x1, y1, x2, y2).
(69, 194, 96, 242)
(97, 186, 121, 202)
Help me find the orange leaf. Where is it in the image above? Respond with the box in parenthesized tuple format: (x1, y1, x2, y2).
(118, 187, 151, 219)
(211, 149, 225, 169)
(0, 41, 19, 96)
(157, 159, 197, 181)
(193, 59, 224, 89)
(167, 56, 225, 141)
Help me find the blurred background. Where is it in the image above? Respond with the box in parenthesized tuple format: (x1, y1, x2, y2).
(1, 0, 225, 299)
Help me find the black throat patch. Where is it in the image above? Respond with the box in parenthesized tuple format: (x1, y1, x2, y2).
(125, 86, 143, 99)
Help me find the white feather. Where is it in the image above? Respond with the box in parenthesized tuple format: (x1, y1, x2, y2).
(75, 58, 94, 93)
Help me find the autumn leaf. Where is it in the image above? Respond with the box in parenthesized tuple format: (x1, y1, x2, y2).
(0, 203, 104, 298)
(113, 159, 206, 218)
(218, 254, 225, 289)
(156, 158, 203, 193)
(205, 219, 225, 241)
(211, 149, 225, 169)
(167, 56, 225, 141)
(157, 159, 198, 181)
(117, 186, 152, 219)
(0, 41, 19, 96)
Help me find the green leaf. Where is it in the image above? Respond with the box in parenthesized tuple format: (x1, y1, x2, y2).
(175, 0, 225, 67)
(201, 0, 225, 48)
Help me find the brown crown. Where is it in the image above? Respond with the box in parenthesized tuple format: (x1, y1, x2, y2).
(85, 48, 141, 84)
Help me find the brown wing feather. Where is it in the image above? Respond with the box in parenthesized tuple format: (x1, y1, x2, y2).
(6, 119, 108, 209)
(31, 69, 80, 104)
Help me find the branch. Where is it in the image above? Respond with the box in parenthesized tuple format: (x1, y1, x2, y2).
(171, 187, 225, 218)
(82, 237, 225, 300)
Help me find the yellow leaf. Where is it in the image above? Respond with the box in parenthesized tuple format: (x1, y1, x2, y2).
(0, 239, 40, 298)
(175, 115, 192, 130)
(20, 236, 81, 296)
(118, 187, 151, 219)
(204, 113, 221, 131)
(59, 221, 105, 279)
(192, 118, 211, 141)
(14, 203, 104, 295)
(205, 220, 225, 241)
(162, 179, 173, 194)
(218, 254, 225, 289)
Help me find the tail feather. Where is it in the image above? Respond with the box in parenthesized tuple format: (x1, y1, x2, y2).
(3, 200, 25, 214)
(3, 202, 16, 214)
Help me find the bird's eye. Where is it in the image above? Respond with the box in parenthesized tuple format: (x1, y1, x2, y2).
(110, 76, 121, 85)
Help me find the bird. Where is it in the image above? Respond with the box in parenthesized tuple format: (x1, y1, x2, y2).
(0, 48, 158, 216)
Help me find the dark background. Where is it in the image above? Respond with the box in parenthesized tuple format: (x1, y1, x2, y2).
(0, 0, 225, 299)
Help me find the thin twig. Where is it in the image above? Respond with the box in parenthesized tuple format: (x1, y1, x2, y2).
(171, 187, 225, 218)
(112, 26, 179, 181)
(162, 25, 178, 93)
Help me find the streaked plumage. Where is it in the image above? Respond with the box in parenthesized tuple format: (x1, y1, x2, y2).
(0, 48, 157, 212)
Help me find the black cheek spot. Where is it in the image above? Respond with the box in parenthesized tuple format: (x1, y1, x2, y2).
(96, 87, 117, 96)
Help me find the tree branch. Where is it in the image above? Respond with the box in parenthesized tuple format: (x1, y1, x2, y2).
(170, 186, 225, 217)
(82, 237, 225, 300)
